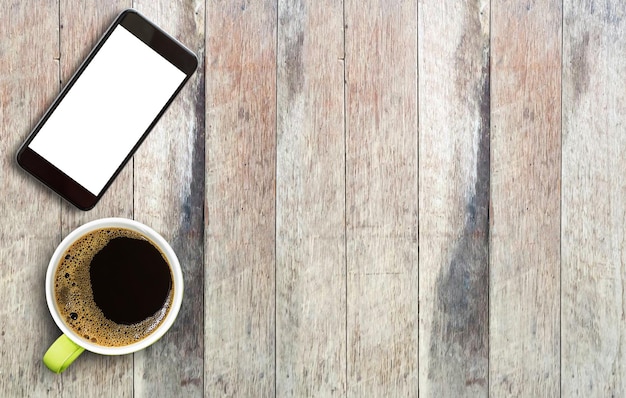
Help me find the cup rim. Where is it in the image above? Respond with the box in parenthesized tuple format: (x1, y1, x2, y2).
(45, 217, 183, 356)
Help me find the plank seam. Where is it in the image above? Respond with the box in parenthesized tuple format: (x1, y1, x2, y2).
(559, 0, 564, 396)
(274, 1, 279, 396)
(342, 0, 348, 394)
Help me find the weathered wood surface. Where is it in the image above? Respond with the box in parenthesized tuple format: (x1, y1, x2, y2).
(0, 2, 62, 397)
(204, 1, 276, 396)
(1, 1, 625, 397)
(419, 0, 489, 396)
(276, 0, 345, 396)
(562, 2, 626, 397)
(490, 0, 562, 396)
(345, 0, 418, 395)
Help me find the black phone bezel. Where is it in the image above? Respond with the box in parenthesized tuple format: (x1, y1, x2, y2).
(16, 9, 198, 210)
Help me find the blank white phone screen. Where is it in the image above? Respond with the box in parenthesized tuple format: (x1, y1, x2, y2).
(29, 25, 186, 195)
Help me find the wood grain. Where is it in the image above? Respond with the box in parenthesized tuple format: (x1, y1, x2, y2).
(0, 2, 63, 396)
(418, 0, 490, 396)
(5, 1, 626, 396)
(490, 0, 562, 396)
(345, 0, 418, 395)
(276, 0, 346, 396)
(132, 1, 205, 396)
(562, 1, 626, 396)
(204, 1, 276, 396)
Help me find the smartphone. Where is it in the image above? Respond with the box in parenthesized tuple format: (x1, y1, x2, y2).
(17, 9, 197, 210)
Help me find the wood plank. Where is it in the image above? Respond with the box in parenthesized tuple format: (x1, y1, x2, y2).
(489, 1, 562, 396)
(204, 1, 276, 396)
(56, 2, 134, 395)
(562, 2, 626, 396)
(418, 0, 490, 396)
(0, 2, 63, 396)
(344, 1, 418, 395)
(132, 2, 205, 396)
(276, 0, 345, 395)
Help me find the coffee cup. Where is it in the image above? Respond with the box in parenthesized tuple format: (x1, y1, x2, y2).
(43, 217, 183, 373)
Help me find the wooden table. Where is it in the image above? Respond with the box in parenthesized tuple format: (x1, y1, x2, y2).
(1, 1, 624, 397)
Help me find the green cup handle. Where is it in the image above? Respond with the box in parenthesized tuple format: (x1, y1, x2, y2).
(43, 334, 85, 373)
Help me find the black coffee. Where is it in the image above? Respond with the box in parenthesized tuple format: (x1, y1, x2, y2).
(54, 227, 174, 347)
(90, 236, 171, 325)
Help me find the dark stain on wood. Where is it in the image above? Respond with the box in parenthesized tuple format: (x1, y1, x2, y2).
(428, 1, 490, 393)
(588, 0, 624, 25)
(428, 81, 489, 385)
(173, 60, 206, 351)
(285, 29, 305, 97)
(281, 2, 306, 99)
(428, 82, 490, 391)
(183, 67, 207, 232)
(570, 31, 590, 105)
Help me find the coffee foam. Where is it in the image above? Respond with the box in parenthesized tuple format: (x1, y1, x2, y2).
(54, 228, 173, 347)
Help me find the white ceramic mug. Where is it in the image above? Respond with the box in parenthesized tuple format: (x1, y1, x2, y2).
(43, 218, 183, 373)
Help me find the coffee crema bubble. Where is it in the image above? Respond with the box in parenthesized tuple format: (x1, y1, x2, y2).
(54, 228, 174, 347)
